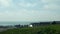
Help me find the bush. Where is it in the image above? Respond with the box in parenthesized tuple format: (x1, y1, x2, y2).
(37, 27, 60, 34)
(0, 25, 60, 34)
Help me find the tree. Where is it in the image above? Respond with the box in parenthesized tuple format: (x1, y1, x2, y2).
(15, 24, 21, 28)
(52, 21, 56, 25)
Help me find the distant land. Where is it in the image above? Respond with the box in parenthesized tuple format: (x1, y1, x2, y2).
(0, 21, 60, 26)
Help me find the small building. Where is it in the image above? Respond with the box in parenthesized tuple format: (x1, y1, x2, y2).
(29, 25, 33, 27)
(40, 22, 52, 25)
(29, 22, 52, 27)
(29, 22, 41, 27)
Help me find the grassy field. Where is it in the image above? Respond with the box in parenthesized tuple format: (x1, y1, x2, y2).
(0, 25, 60, 34)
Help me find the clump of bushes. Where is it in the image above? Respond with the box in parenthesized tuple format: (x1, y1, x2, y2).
(37, 27, 60, 34)
(0, 26, 60, 34)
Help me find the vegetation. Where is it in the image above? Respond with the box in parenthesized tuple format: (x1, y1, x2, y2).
(52, 21, 56, 25)
(0, 25, 60, 34)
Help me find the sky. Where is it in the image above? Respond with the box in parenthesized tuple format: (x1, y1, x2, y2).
(0, 0, 60, 23)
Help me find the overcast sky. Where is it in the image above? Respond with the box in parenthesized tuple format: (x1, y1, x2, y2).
(0, 0, 60, 22)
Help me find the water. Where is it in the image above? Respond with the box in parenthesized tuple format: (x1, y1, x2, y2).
(0, 21, 31, 26)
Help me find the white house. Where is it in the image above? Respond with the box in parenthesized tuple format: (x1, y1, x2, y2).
(29, 25, 33, 27)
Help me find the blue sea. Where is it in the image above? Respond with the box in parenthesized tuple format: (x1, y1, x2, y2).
(0, 21, 31, 26)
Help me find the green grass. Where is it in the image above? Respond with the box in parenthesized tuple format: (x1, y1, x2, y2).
(0, 25, 60, 34)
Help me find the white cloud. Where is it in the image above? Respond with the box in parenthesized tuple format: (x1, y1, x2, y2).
(48, 4, 60, 10)
(0, 9, 40, 22)
(41, 0, 48, 3)
(18, 2, 37, 7)
(41, 0, 60, 10)
(0, 0, 12, 7)
(0, 8, 60, 22)
(0, 0, 60, 22)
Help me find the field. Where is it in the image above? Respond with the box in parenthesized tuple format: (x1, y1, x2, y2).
(0, 25, 60, 34)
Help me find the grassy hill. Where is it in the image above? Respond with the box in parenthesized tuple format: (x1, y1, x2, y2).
(0, 25, 60, 34)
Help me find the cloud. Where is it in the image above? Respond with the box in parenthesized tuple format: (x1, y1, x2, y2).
(0, 0, 12, 7)
(0, 0, 60, 22)
(0, 9, 59, 22)
(41, 0, 60, 11)
(18, 2, 37, 7)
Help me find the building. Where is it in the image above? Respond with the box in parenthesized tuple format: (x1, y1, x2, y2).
(30, 22, 40, 27)
(29, 25, 33, 27)
(40, 22, 52, 25)
(29, 21, 52, 27)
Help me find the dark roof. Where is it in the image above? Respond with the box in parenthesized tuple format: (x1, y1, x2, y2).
(41, 21, 53, 24)
(30, 21, 60, 25)
(30, 22, 51, 25)
(30, 23, 40, 25)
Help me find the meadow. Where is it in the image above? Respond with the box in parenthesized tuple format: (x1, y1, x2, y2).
(0, 25, 60, 34)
